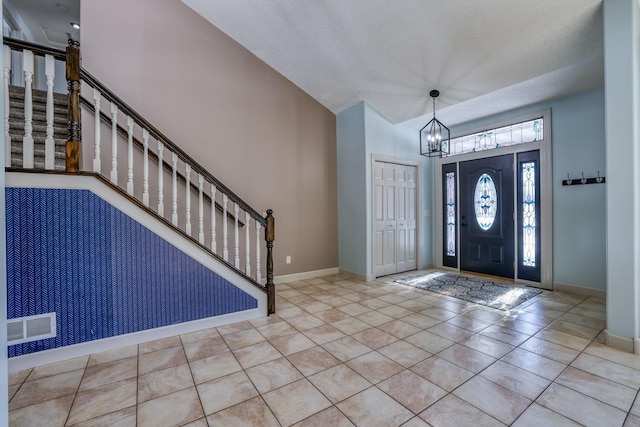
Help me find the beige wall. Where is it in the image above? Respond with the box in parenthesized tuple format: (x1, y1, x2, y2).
(80, 0, 338, 275)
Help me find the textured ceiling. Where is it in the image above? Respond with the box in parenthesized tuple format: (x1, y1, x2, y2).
(182, 0, 604, 128)
(3, 0, 80, 48)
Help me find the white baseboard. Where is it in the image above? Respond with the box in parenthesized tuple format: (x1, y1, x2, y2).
(9, 308, 263, 372)
(603, 330, 636, 354)
(274, 267, 340, 284)
(420, 263, 434, 270)
(553, 282, 606, 299)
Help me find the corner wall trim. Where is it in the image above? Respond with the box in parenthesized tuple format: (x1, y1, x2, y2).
(553, 282, 606, 299)
(274, 267, 340, 284)
(8, 308, 263, 372)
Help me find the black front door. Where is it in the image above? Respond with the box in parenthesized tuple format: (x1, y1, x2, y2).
(459, 155, 514, 278)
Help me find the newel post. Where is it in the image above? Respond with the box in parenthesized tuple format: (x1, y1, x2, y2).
(66, 39, 81, 172)
(265, 209, 275, 315)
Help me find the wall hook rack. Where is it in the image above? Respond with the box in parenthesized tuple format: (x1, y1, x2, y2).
(563, 171, 605, 186)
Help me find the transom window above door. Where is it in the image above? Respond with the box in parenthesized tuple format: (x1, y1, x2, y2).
(444, 118, 544, 157)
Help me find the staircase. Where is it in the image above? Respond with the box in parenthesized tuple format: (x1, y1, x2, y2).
(8, 85, 67, 170)
(4, 37, 275, 361)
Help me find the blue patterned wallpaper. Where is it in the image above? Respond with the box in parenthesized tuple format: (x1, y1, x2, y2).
(6, 187, 257, 356)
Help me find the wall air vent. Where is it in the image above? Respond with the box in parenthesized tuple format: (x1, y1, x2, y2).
(7, 313, 56, 345)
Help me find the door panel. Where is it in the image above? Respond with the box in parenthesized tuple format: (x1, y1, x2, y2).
(384, 164, 398, 275)
(405, 165, 417, 270)
(459, 155, 514, 278)
(374, 163, 385, 277)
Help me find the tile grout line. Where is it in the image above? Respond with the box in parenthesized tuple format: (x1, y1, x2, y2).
(180, 334, 208, 425)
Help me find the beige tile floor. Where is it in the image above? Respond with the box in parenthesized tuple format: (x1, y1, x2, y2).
(7, 271, 640, 426)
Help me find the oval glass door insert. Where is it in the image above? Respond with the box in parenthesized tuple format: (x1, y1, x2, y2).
(474, 173, 497, 230)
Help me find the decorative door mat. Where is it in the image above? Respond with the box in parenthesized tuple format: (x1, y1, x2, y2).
(395, 272, 542, 310)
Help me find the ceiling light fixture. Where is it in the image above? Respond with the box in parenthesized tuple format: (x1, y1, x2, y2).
(70, 22, 80, 30)
(420, 90, 450, 158)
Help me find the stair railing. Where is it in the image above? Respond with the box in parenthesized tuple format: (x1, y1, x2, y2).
(4, 38, 276, 314)
(3, 37, 67, 170)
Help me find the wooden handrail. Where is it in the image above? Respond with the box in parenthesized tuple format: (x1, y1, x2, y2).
(80, 68, 266, 226)
(2, 37, 66, 60)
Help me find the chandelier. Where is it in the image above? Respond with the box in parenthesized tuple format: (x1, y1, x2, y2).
(420, 90, 450, 157)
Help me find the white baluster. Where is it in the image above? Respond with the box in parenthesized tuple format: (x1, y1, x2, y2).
(185, 164, 192, 236)
(234, 203, 240, 268)
(245, 212, 251, 276)
(44, 54, 55, 170)
(92, 88, 101, 173)
(171, 153, 178, 226)
(142, 129, 149, 206)
(22, 50, 34, 168)
(198, 174, 205, 244)
(222, 194, 229, 261)
(110, 102, 118, 183)
(126, 116, 134, 195)
(256, 221, 262, 282)
(157, 141, 165, 216)
(211, 184, 217, 253)
(3, 46, 11, 168)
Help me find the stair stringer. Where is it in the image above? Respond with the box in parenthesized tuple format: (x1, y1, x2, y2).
(6, 171, 267, 371)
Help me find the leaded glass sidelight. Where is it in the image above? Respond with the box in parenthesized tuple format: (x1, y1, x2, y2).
(474, 173, 497, 230)
(522, 162, 536, 266)
(446, 172, 456, 256)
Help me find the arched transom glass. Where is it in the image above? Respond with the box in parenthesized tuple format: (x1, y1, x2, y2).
(474, 173, 497, 230)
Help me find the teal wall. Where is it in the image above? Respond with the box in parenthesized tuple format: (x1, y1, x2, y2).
(451, 89, 607, 291)
(336, 102, 434, 276)
(552, 90, 606, 290)
(364, 104, 434, 275)
(337, 102, 434, 278)
(603, 0, 640, 341)
(338, 87, 608, 289)
(337, 103, 367, 275)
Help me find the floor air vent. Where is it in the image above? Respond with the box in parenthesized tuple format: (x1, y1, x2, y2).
(7, 313, 56, 344)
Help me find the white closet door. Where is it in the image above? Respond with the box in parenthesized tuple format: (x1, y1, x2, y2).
(374, 161, 417, 277)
